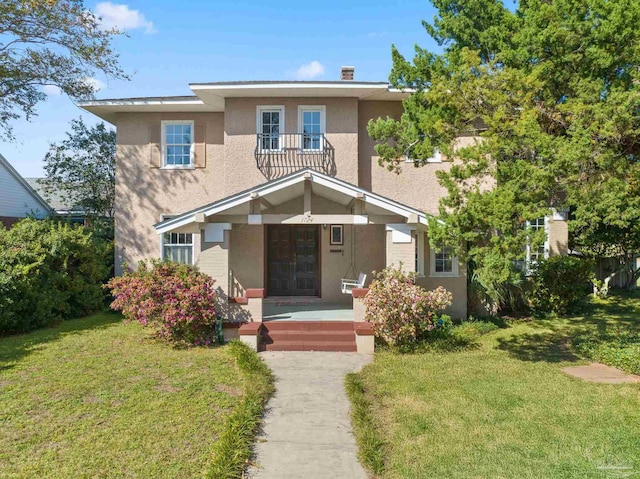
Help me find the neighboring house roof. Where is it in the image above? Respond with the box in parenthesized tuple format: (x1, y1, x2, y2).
(78, 80, 412, 124)
(155, 168, 430, 234)
(25, 178, 87, 216)
(0, 154, 51, 219)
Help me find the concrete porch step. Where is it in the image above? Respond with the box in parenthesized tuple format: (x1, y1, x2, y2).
(262, 330, 356, 343)
(259, 320, 358, 352)
(262, 321, 355, 331)
(262, 340, 358, 352)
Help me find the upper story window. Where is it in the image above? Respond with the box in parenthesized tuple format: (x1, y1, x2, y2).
(162, 120, 194, 168)
(257, 106, 284, 151)
(430, 242, 459, 277)
(298, 106, 326, 151)
(405, 147, 442, 163)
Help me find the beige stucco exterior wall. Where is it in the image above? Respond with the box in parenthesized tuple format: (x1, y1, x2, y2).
(384, 230, 467, 318)
(197, 230, 230, 313)
(223, 97, 359, 196)
(385, 229, 416, 272)
(358, 101, 489, 215)
(114, 111, 224, 274)
(229, 224, 264, 296)
(548, 217, 569, 256)
(359, 101, 454, 215)
(320, 224, 386, 304)
(418, 238, 467, 319)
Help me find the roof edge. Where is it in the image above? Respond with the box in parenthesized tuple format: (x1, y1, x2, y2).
(154, 168, 430, 233)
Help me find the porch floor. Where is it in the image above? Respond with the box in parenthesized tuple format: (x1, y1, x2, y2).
(263, 299, 354, 321)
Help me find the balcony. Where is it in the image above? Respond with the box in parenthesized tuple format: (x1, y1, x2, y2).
(255, 133, 335, 179)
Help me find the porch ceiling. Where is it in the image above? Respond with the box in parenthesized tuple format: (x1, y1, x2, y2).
(155, 168, 429, 234)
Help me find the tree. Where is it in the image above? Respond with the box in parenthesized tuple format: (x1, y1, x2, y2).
(368, 0, 640, 306)
(0, 0, 127, 138)
(42, 118, 115, 219)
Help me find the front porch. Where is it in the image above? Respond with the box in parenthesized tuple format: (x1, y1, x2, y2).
(263, 297, 354, 322)
(155, 169, 467, 350)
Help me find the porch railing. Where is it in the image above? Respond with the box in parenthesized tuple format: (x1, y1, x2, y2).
(255, 133, 335, 179)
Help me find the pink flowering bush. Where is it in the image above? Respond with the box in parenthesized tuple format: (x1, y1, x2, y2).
(363, 266, 453, 345)
(106, 259, 218, 345)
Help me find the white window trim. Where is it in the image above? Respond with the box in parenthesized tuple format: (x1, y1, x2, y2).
(297, 105, 326, 152)
(525, 216, 550, 272)
(405, 148, 442, 163)
(429, 243, 459, 277)
(257, 105, 285, 152)
(161, 120, 195, 169)
(160, 214, 194, 265)
(330, 224, 343, 245)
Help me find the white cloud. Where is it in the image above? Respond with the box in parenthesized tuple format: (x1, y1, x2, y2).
(95, 2, 156, 34)
(84, 77, 106, 92)
(292, 61, 325, 80)
(43, 85, 62, 96)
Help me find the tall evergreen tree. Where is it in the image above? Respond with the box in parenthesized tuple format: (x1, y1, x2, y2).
(369, 0, 640, 303)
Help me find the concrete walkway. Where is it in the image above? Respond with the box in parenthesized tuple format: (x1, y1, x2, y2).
(247, 351, 371, 479)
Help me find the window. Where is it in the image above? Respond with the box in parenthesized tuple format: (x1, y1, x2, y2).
(430, 242, 458, 276)
(298, 106, 325, 151)
(162, 121, 194, 168)
(162, 232, 194, 264)
(257, 106, 284, 151)
(330, 224, 343, 245)
(405, 147, 442, 163)
(526, 217, 548, 266)
(161, 215, 194, 265)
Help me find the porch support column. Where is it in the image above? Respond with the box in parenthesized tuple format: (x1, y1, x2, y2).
(198, 224, 232, 317)
(385, 223, 417, 272)
(354, 193, 365, 215)
(303, 175, 312, 215)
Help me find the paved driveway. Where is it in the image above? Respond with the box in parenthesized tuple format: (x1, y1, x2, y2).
(247, 351, 371, 479)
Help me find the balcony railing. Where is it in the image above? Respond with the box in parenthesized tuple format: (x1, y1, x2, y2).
(255, 133, 335, 179)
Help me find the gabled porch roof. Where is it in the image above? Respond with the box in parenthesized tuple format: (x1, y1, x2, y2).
(154, 169, 429, 234)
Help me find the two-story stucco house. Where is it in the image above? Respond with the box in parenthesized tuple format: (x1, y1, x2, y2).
(80, 67, 568, 351)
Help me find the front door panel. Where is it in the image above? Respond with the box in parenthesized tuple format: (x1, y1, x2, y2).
(267, 225, 318, 296)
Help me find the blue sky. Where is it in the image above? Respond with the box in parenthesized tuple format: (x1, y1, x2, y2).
(4, 0, 441, 177)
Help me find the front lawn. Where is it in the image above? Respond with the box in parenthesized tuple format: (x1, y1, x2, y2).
(348, 292, 640, 479)
(0, 313, 272, 478)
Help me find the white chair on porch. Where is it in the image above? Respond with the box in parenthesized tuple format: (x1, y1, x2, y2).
(341, 272, 367, 295)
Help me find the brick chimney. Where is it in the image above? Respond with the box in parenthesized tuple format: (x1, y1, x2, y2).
(340, 66, 355, 81)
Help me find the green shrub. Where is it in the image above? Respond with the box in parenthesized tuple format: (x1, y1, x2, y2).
(526, 256, 594, 315)
(0, 219, 108, 334)
(572, 329, 640, 375)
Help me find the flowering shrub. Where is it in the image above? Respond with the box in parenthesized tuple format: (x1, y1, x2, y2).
(363, 266, 453, 345)
(107, 259, 218, 345)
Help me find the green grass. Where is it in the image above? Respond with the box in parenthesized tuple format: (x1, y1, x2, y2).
(0, 313, 272, 478)
(349, 292, 640, 479)
(208, 341, 274, 478)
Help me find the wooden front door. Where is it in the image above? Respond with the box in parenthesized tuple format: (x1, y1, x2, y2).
(267, 225, 319, 296)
